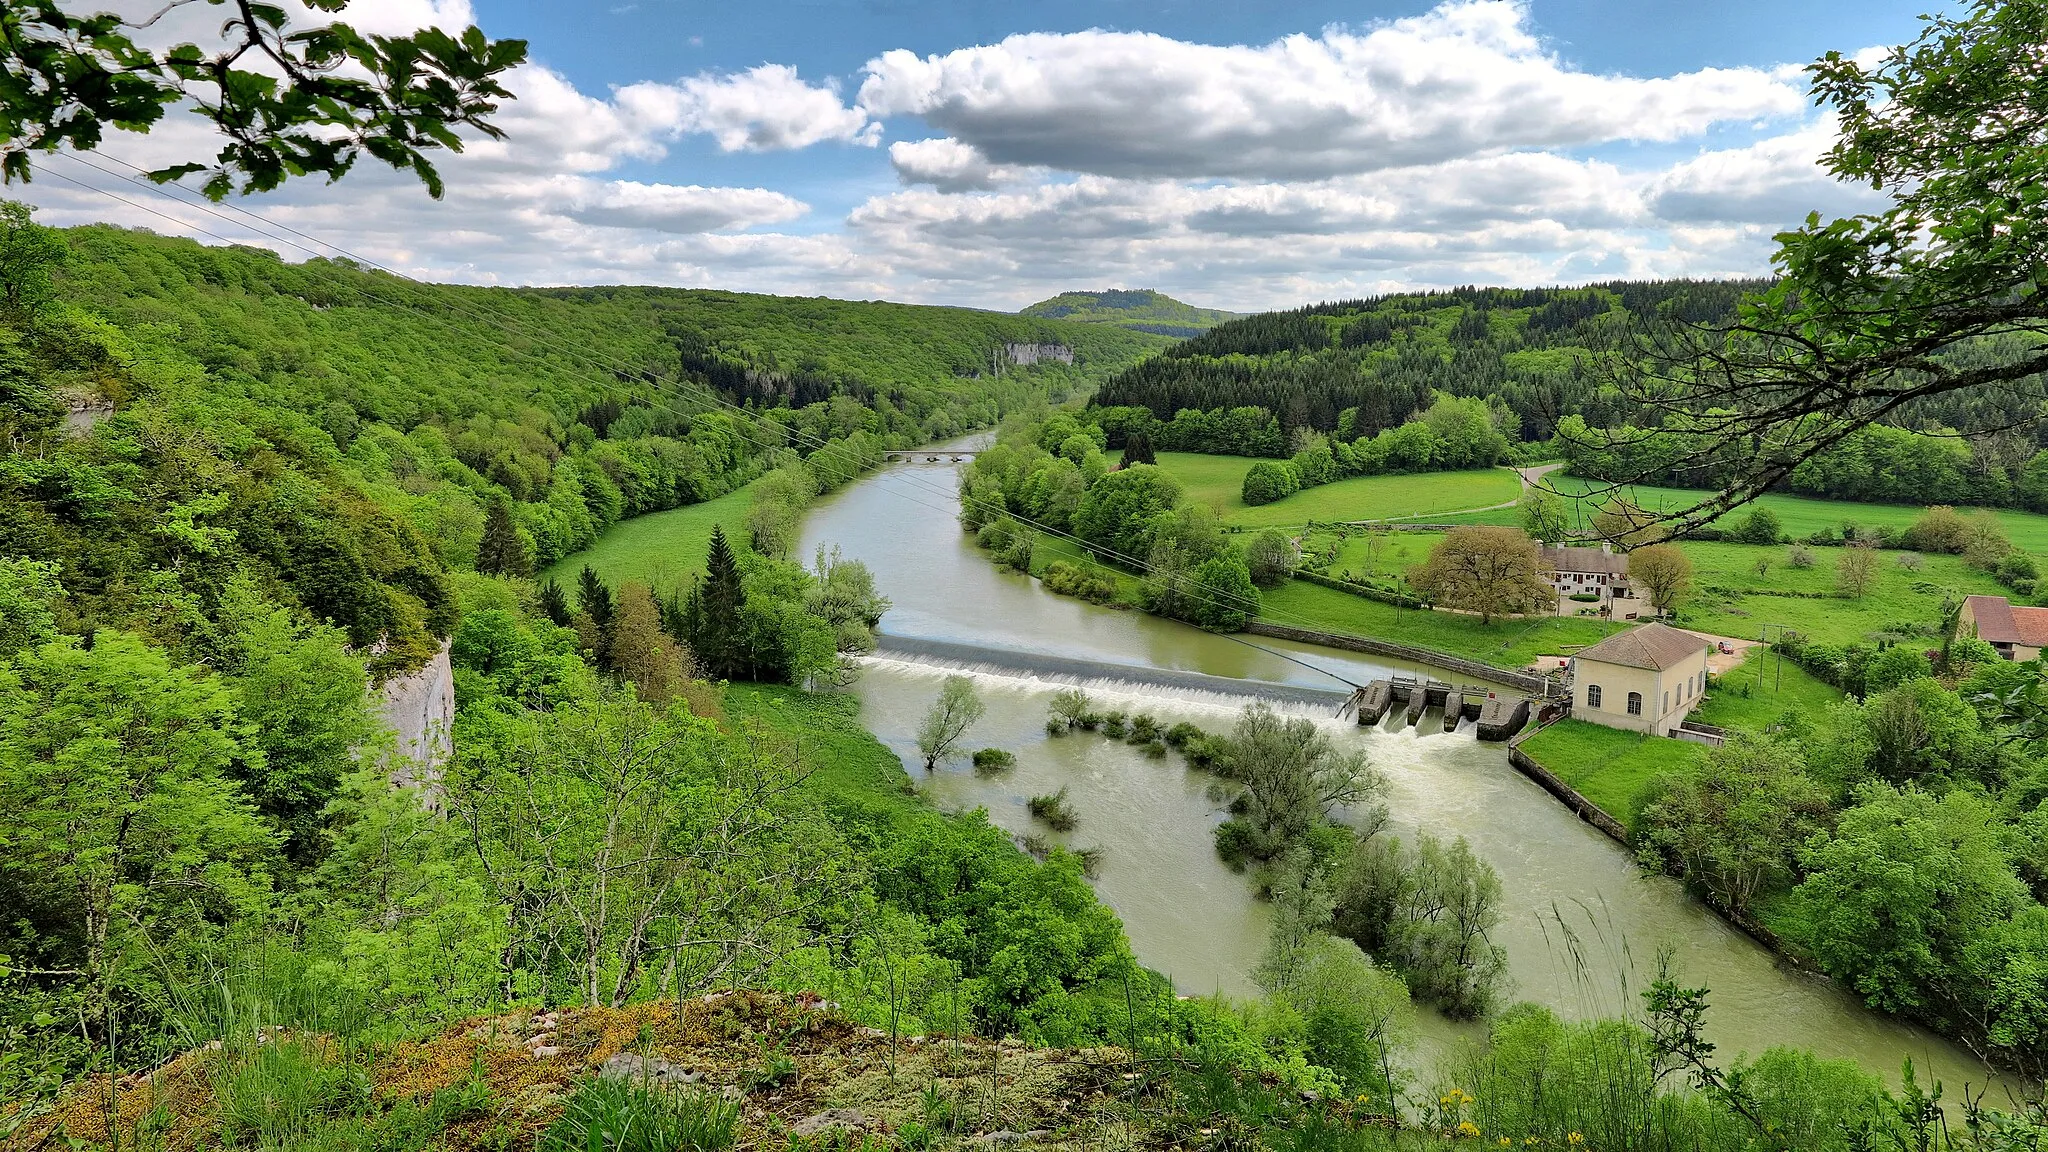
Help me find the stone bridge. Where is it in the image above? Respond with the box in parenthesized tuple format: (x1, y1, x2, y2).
(885, 450, 980, 464)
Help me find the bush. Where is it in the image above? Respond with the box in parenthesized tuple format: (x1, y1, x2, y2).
(1099, 711, 1128, 740)
(1788, 545, 1816, 569)
(1998, 552, 2039, 587)
(1047, 689, 1092, 732)
(972, 748, 1016, 773)
(1129, 714, 1161, 743)
(1141, 739, 1168, 758)
(1901, 505, 1971, 553)
(1162, 721, 1205, 748)
(1896, 552, 1924, 572)
(1241, 460, 1301, 506)
(1730, 507, 1784, 545)
(1028, 786, 1078, 831)
(1042, 560, 1119, 605)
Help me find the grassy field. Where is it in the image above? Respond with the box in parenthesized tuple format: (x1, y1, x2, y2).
(1674, 539, 2005, 645)
(1259, 579, 1624, 668)
(1517, 719, 1707, 832)
(540, 482, 758, 591)
(1693, 647, 1846, 733)
(1155, 453, 1521, 529)
(1324, 530, 1442, 581)
(1536, 474, 2048, 553)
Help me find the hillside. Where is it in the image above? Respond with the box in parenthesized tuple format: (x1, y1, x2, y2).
(1021, 288, 1238, 338)
(1091, 281, 1756, 441)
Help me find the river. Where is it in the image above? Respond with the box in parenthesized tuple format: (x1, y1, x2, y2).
(797, 449, 2015, 1095)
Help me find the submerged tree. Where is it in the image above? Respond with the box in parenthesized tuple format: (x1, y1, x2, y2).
(916, 674, 985, 770)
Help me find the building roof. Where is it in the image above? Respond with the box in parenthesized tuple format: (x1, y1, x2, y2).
(1540, 545, 1628, 576)
(1965, 594, 2048, 647)
(1573, 622, 1711, 672)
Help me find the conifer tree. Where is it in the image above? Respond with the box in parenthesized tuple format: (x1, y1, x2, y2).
(1120, 430, 1156, 468)
(539, 578, 573, 627)
(687, 526, 749, 679)
(476, 497, 530, 576)
(578, 565, 616, 667)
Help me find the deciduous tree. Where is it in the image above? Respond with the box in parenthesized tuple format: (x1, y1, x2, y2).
(916, 675, 985, 770)
(0, 1, 528, 198)
(1410, 527, 1554, 624)
(1630, 543, 1693, 615)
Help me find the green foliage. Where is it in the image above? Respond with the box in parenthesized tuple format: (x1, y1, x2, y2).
(1636, 738, 1833, 918)
(916, 675, 986, 770)
(971, 748, 1016, 773)
(0, 3, 527, 198)
(1028, 786, 1078, 831)
(1241, 460, 1300, 506)
(1021, 288, 1237, 336)
(538, 1076, 739, 1152)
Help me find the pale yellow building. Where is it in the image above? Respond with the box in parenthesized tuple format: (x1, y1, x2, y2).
(1959, 594, 2048, 661)
(1569, 622, 1714, 735)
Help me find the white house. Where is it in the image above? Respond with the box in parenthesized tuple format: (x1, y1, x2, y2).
(1540, 544, 1630, 605)
(1570, 622, 1714, 735)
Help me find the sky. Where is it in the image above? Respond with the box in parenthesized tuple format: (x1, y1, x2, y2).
(15, 0, 1945, 312)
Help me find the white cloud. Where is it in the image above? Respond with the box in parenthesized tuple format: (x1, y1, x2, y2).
(858, 1, 1805, 181)
(12, 1, 1879, 312)
(632, 64, 877, 152)
(887, 138, 1032, 191)
(1644, 120, 1881, 223)
(545, 178, 808, 232)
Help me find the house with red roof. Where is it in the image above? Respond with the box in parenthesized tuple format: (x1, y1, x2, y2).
(1959, 594, 2048, 661)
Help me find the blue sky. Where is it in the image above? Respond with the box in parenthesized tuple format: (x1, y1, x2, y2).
(24, 0, 1945, 310)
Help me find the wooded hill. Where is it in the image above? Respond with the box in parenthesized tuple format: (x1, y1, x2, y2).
(1090, 281, 1758, 442)
(1021, 288, 1239, 338)
(0, 219, 1160, 677)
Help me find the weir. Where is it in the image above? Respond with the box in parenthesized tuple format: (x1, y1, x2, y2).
(868, 634, 1355, 712)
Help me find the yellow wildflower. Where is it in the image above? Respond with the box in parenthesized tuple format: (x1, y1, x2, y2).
(1458, 1121, 1483, 1138)
(1568, 1134, 1584, 1146)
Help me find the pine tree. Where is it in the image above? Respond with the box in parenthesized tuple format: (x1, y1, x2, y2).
(539, 578, 573, 627)
(578, 564, 616, 667)
(476, 497, 530, 576)
(1120, 430, 1156, 468)
(689, 526, 749, 679)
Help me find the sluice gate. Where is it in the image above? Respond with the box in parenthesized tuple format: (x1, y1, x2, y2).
(1347, 676, 1531, 741)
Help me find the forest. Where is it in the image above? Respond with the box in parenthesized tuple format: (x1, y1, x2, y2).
(1087, 281, 2048, 514)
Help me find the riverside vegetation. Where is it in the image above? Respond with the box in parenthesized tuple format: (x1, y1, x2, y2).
(12, 0, 2048, 1146)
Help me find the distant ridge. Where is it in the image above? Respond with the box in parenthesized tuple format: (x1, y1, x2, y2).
(1021, 288, 1239, 338)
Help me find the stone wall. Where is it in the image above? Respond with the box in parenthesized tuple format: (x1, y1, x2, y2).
(1241, 621, 1548, 693)
(375, 640, 455, 804)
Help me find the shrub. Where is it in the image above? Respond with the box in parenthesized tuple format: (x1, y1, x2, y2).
(1162, 721, 1205, 748)
(1241, 460, 1301, 506)
(1998, 552, 2039, 587)
(972, 748, 1016, 773)
(1047, 689, 1092, 732)
(1895, 552, 1924, 572)
(1789, 545, 1816, 569)
(1042, 560, 1119, 605)
(1129, 714, 1161, 743)
(1730, 507, 1784, 545)
(1901, 505, 1971, 554)
(1028, 787, 1078, 831)
(1099, 711, 1128, 739)
(1141, 739, 1168, 758)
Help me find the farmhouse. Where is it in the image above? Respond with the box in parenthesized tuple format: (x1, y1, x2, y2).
(1958, 594, 2048, 661)
(1569, 622, 1713, 735)
(1540, 544, 1630, 604)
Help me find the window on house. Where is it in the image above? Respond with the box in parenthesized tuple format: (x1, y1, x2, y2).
(1587, 685, 1602, 709)
(1663, 691, 1670, 713)
(1627, 691, 1642, 716)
